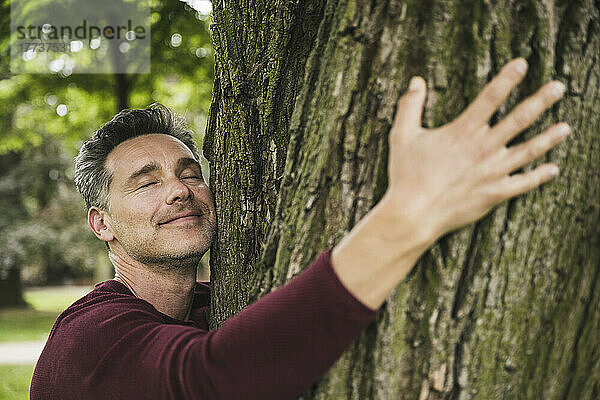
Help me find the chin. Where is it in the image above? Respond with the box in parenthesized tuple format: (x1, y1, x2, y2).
(132, 224, 215, 264)
(133, 247, 206, 268)
(164, 236, 212, 259)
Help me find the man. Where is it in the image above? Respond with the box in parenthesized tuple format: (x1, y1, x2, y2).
(30, 58, 568, 399)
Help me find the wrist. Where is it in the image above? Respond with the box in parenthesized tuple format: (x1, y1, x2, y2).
(330, 195, 436, 310)
(374, 191, 438, 249)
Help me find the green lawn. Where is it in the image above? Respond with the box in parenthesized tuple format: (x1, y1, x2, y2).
(0, 365, 35, 400)
(0, 308, 57, 343)
(24, 285, 92, 313)
(0, 286, 91, 343)
(0, 286, 92, 400)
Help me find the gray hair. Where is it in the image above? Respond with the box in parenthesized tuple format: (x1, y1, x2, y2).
(74, 103, 200, 210)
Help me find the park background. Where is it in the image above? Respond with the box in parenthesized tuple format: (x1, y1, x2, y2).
(1, 0, 599, 399)
(0, 1, 214, 398)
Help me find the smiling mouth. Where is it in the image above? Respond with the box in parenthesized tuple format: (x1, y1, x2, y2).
(159, 214, 202, 225)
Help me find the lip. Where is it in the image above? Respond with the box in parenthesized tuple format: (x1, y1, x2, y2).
(159, 211, 202, 225)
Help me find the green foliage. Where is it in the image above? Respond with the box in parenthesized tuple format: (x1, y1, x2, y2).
(0, 0, 214, 153)
(0, 137, 103, 284)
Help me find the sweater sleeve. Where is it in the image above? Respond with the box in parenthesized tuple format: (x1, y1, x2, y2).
(31, 248, 379, 400)
(183, 248, 379, 399)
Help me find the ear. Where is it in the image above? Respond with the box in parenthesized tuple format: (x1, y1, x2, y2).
(88, 207, 115, 242)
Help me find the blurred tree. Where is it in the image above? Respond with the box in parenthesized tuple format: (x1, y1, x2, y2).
(206, 1, 600, 399)
(0, 152, 27, 307)
(0, 0, 26, 307)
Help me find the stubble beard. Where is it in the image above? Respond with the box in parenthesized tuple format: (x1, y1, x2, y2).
(115, 213, 217, 272)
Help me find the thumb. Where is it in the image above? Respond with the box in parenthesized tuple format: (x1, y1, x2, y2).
(392, 76, 426, 135)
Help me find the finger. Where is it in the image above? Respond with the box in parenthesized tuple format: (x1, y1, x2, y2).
(453, 58, 528, 131)
(392, 76, 426, 136)
(500, 123, 570, 175)
(500, 163, 560, 200)
(491, 80, 566, 148)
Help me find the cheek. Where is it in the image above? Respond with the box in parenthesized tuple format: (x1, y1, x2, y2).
(195, 186, 214, 205)
(111, 194, 162, 227)
(197, 193, 215, 215)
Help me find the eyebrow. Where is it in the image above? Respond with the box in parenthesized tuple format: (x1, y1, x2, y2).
(176, 157, 201, 172)
(124, 157, 201, 187)
(126, 162, 160, 186)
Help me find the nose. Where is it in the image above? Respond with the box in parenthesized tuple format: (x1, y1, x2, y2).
(165, 178, 193, 205)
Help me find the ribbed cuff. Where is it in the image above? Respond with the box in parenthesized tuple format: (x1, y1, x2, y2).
(317, 248, 381, 316)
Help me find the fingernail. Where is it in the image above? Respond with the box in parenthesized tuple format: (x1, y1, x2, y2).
(549, 165, 560, 176)
(409, 77, 421, 91)
(557, 123, 570, 138)
(551, 81, 566, 98)
(514, 58, 528, 75)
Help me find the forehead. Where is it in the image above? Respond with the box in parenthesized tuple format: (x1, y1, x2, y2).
(105, 134, 196, 179)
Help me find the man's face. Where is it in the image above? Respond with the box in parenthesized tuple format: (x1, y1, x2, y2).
(102, 134, 216, 265)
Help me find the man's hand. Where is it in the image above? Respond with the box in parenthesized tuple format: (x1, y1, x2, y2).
(331, 58, 569, 310)
(383, 58, 568, 241)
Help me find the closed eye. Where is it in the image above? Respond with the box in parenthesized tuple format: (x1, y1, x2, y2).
(137, 181, 157, 190)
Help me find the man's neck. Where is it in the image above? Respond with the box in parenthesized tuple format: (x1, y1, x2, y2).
(108, 247, 198, 321)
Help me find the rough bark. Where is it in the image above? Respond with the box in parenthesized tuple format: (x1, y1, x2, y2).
(205, 1, 600, 399)
(205, 0, 328, 323)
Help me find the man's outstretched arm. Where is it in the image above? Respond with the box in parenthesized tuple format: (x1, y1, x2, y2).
(331, 58, 568, 310)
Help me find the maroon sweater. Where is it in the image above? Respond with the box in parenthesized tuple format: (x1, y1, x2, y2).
(30, 248, 379, 399)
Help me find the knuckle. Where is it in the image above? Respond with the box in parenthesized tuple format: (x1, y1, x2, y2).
(482, 184, 504, 203)
(511, 108, 532, 130)
(454, 117, 479, 137)
(476, 140, 494, 161)
(455, 132, 487, 161)
(531, 174, 543, 190)
(525, 144, 539, 160)
(509, 177, 527, 197)
(495, 146, 511, 168)
(486, 85, 506, 105)
(527, 169, 543, 189)
(540, 89, 557, 108)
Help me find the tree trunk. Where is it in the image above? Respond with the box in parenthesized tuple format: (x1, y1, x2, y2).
(114, 73, 130, 111)
(205, 1, 600, 399)
(204, 0, 329, 323)
(0, 266, 26, 308)
(0, 152, 26, 308)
